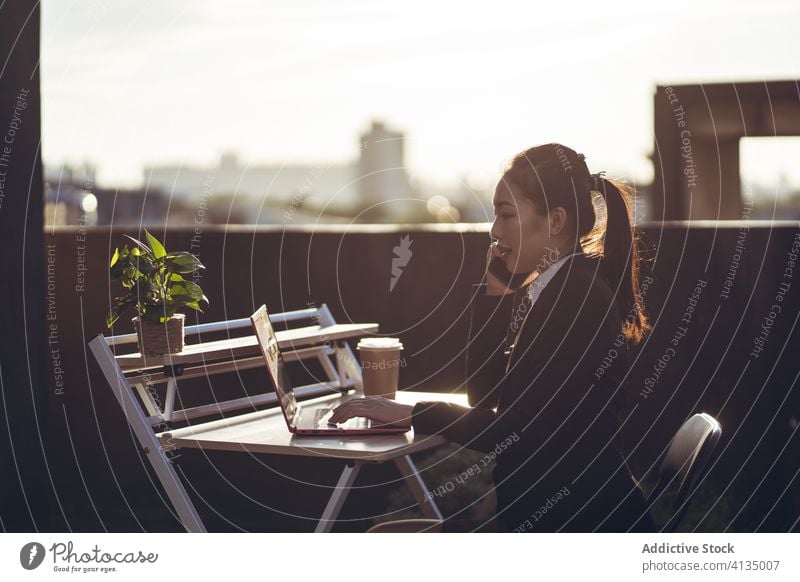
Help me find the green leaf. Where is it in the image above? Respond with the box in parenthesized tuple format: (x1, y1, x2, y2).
(134, 278, 159, 296)
(135, 256, 159, 276)
(145, 230, 167, 259)
(124, 234, 150, 252)
(177, 292, 208, 311)
(164, 252, 202, 274)
(109, 247, 131, 279)
(168, 273, 185, 282)
(105, 296, 136, 328)
(121, 265, 140, 285)
(109, 247, 120, 268)
(169, 280, 204, 302)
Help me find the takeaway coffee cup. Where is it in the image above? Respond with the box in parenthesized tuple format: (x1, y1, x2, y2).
(356, 337, 403, 399)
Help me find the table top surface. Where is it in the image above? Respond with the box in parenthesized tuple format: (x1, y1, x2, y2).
(116, 322, 379, 370)
(157, 390, 468, 462)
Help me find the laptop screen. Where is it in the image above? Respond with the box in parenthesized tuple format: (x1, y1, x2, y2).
(250, 305, 296, 425)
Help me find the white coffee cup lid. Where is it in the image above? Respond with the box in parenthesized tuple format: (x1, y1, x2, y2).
(357, 337, 403, 350)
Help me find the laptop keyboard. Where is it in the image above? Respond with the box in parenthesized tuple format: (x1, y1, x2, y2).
(344, 417, 370, 429)
(312, 407, 370, 429)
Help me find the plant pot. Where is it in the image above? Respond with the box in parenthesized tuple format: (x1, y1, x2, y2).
(133, 314, 185, 356)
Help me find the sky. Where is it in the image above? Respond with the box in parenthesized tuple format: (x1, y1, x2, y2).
(41, 0, 800, 193)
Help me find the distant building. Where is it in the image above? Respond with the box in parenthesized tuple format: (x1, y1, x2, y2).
(44, 163, 168, 226)
(652, 80, 800, 220)
(144, 151, 360, 210)
(50, 120, 424, 225)
(357, 121, 411, 220)
(93, 187, 169, 226)
(143, 121, 412, 222)
(44, 163, 95, 226)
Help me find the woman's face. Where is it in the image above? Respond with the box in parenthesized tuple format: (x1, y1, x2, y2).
(490, 179, 566, 274)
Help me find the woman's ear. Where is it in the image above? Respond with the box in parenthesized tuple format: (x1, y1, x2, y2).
(548, 207, 568, 237)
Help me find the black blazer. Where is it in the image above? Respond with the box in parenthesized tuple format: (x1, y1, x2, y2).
(412, 253, 653, 532)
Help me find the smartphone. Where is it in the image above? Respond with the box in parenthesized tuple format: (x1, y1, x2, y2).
(487, 256, 531, 290)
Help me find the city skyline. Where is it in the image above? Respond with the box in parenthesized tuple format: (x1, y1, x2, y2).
(42, 1, 800, 194)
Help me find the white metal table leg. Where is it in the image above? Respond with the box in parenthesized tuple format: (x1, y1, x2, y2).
(395, 454, 444, 520)
(164, 376, 178, 422)
(315, 461, 362, 532)
(133, 382, 161, 419)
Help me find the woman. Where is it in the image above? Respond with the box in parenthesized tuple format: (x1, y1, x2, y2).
(330, 143, 655, 532)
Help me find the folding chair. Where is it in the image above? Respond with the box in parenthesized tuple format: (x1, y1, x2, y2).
(367, 413, 722, 533)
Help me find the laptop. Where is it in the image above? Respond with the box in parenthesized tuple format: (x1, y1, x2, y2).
(250, 305, 410, 435)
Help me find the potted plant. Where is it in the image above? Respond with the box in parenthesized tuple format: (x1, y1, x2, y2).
(105, 230, 208, 356)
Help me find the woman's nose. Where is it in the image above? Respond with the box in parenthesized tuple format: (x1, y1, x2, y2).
(490, 218, 502, 241)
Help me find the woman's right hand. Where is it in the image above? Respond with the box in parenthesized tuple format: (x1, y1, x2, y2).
(485, 243, 538, 295)
(485, 244, 516, 296)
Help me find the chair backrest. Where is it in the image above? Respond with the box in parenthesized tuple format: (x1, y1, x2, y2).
(648, 412, 722, 532)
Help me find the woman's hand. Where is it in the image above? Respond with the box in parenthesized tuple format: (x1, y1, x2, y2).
(329, 396, 414, 428)
(485, 243, 537, 295)
(486, 244, 517, 295)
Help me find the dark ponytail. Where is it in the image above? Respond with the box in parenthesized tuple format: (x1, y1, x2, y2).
(502, 143, 651, 345)
(592, 177, 651, 345)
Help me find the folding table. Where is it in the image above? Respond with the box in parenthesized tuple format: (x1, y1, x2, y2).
(89, 304, 459, 532)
